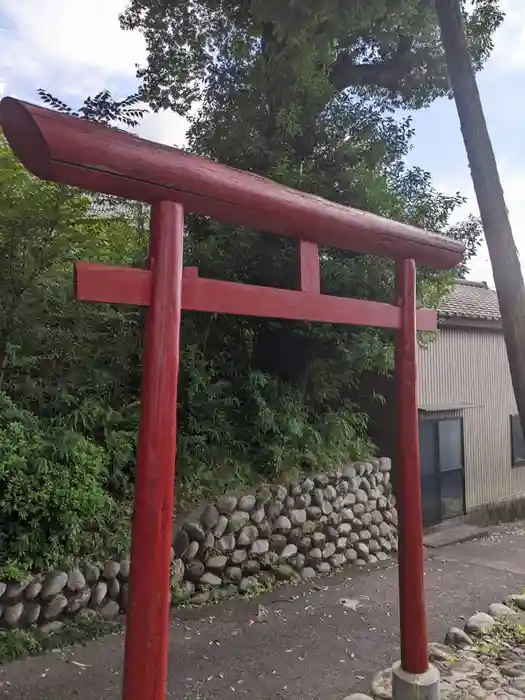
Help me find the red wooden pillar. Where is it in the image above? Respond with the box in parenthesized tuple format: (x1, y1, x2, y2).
(394, 258, 428, 674)
(122, 201, 184, 700)
(297, 239, 321, 293)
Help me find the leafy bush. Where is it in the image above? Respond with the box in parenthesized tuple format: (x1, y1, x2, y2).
(0, 628, 41, 663)
(0, 392, 126, 577)
(0, 618, 121, 664)
(175, 343, 375, 509)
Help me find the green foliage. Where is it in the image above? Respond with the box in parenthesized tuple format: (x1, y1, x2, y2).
(0, 392, 127, 575)
(0, 130, 145, 406)
(170, 578, 190, 606)
(117, 0, 487, 519)
(121, 0, 502, 113)
(37, 88, 146, 127)
(0, 131, 139, 574)
(0, 0, 493, 575)
(240, 577, 275, 599)
(176, 343, 375, 507)
(469, 617, 525, 660)
(0, 628, 41, 662)
(0, 618, 121, 664)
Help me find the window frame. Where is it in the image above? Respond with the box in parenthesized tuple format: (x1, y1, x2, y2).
(418, 414, 466, 525)
(437, 418, 464, 473)
(510, 414, 525, 468)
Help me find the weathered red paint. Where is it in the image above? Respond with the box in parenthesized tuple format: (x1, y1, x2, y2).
(298, 240, 321, 293)
(0, 97, 464, 269)
(394, 259, 429, 674)
(74, 260, 438, 332)
(0, 94, 464, 697)
(122, 201, 184, 700)
(74, 262, 151, 306)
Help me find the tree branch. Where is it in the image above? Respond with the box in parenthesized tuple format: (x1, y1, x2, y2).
(330, 36, 418, 93)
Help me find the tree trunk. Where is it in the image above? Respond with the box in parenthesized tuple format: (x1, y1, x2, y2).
(435, 0, 525, 434)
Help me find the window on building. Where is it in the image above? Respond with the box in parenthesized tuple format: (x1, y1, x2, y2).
(510, 415, 525, 467)
(418, 415, 465, 526)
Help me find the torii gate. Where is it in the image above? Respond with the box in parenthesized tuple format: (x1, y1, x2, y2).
(0, 97, 463, 700)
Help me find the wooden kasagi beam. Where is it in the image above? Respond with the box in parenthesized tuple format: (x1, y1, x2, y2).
(74, 261, 438, 331)
(0, 97, 464, 270)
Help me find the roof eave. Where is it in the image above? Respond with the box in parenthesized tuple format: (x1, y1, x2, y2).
(438, 315, 503, 331)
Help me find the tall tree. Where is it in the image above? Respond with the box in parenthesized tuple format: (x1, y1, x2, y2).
(121, 0, 501, 114)
(116, 0, 486, 492)
(434, 0, 525, 434)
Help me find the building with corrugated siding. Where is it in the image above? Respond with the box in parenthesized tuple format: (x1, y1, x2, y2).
(417, 279, 525, 526)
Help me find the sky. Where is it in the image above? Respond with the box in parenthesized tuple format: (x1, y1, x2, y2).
(0, 0, 523, 288)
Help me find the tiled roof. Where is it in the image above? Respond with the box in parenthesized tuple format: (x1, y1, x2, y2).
(438, 279, 501, 321)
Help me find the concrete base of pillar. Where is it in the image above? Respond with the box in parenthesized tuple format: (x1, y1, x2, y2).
(392, 661, 440, 700)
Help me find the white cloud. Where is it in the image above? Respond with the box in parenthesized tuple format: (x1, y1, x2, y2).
(437, 165, 525, 288)
(0, 1, 143, 92)
(138, 108, 188, 149)
(0, 0, 188, 146)
(492, 0, 525, 72)
(431, 0, 525, 287)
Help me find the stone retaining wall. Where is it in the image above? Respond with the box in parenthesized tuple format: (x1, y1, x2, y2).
(0, 457, 397, 631)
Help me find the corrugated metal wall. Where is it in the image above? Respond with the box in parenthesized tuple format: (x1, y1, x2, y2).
(418, 327, 525, 508)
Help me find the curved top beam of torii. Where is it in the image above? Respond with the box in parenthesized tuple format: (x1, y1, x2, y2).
(0, 96, 464, 270)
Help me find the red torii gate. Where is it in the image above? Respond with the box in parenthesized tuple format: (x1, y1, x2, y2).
(0, 97, 464, 700)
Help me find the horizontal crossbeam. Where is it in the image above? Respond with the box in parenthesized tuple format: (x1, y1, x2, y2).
(75, 261, 437, 331)
(0, 98, 464, 269)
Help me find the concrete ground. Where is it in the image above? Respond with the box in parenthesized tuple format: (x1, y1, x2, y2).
(1, 523, 524, 700)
